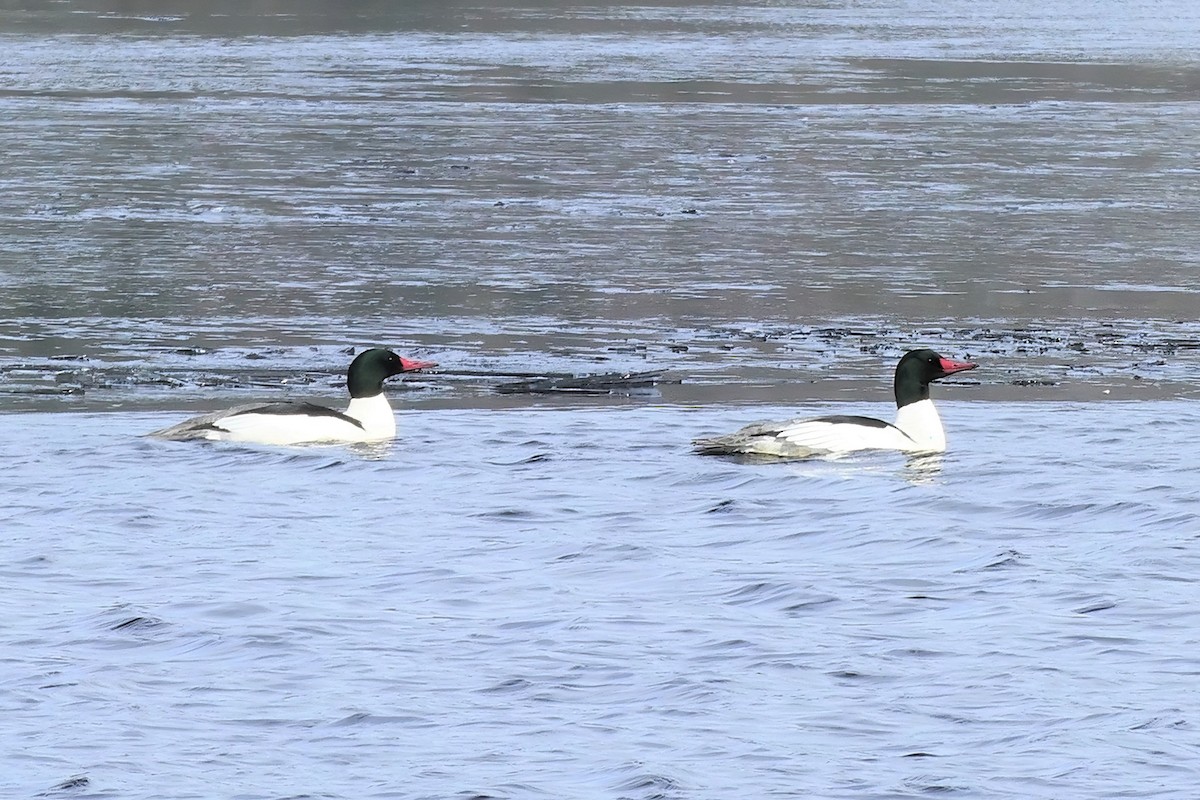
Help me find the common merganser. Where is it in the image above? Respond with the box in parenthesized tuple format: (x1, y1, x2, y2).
(149, 348, 436, 445)
(693, 348, 977, 458)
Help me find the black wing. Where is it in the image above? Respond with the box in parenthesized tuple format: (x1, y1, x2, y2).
(225, 401, 363, 428)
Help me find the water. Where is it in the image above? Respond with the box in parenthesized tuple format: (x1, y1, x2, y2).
(3, 0, 1200, 797)
(3, 402, 1200, 799)
(4, 0, 1200, 403)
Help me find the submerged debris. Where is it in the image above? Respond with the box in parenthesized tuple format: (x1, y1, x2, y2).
(0, 385, 84, 396)
(495, 370, 677, 395)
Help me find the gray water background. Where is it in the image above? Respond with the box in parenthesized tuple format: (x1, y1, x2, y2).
(3, 1, 1200, 797)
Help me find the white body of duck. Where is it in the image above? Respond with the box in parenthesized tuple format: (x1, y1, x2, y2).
(149, 348, 436, 446)
(694, 349, 976, 458)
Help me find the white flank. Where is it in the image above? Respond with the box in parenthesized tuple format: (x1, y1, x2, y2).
(697, 398, 950, 458)
(202, 393, 396, 445)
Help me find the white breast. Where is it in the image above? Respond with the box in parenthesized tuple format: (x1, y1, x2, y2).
(344, 394, 396, 439)
(892, 399, 946, 452)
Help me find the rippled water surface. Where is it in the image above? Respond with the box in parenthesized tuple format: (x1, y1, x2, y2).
(4, 402, 1200, 799)
(4, 0, 1200, 402)
(4, 0, 1200, 797)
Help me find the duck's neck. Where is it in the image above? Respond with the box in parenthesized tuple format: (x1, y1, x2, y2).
(345, 393, 396, 439)
(894, 398, 946, 452)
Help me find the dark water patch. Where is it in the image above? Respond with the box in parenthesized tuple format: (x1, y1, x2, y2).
(960, 550, 1029, 572)
(1011, 499, 1163, 525)
(722, 580, 839, 616)
(109, 615, 164, 632)
(227, 716, 323, 729)
(312, 459, 348, 471)
(496, 618, 563, 632)
(327, 712, 430, 728)
(469, 507, 539, 521)
(784, 597, 840, 615)
(1129, 716, 1188, 731)
(902, 775, 971, 794)
(477, 678, 535, 695)
(853, 58, 1200, 104)
(609, 765, 684, 798)
(5, 317, 1200, 411)
(0, 385, 85, 397)
(485, 453, 552, 466)
(1073, 600, 1118, 615)
(91, 605, 171, 638)
(36, 776, 89, 796)
(553, 542, 656, 563)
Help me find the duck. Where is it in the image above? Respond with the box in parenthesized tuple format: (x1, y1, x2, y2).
(693, 348, 976, 458)
(149, 348, 437, 445)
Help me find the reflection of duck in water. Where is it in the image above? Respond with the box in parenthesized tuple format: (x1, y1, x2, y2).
(902, 452, 945, 485)
(694, 349, 976, 458)
(149, 348, 436, 446)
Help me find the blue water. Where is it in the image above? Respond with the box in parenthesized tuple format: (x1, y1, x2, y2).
(3, 402, 1198, 799)
(5, 0, 1200, 796)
